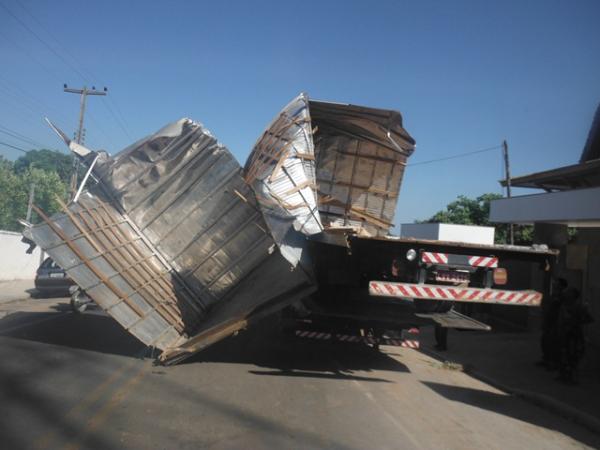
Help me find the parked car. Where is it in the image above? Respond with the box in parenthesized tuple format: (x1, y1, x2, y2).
(34, 257, 75, 297)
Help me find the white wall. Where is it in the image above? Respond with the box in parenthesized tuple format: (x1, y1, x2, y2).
(490, 186, 600, 227)
(400, 223, 495, 245)
(0, 230, 43, 280)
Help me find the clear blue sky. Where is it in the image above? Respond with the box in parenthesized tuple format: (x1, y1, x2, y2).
(1, 0, 599, 226)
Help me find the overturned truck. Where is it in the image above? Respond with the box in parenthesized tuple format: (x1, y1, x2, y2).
(23, 93, 556, 364)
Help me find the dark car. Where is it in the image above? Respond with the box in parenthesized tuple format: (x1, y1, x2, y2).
(34, 257, 75, 297)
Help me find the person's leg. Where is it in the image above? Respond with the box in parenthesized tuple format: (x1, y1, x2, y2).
(435, 325, 448, 351)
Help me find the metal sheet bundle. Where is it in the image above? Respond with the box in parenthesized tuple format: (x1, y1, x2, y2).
(23, 93, 414, 363)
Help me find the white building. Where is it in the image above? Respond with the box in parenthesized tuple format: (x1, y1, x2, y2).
(490, 105, 600, 365)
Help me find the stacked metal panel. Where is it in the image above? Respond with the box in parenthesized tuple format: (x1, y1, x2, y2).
(310, 100, 415, 237)
(245, 95, 415, 241)
(24, 93, 415, 363)
(25, 118, 314, 364)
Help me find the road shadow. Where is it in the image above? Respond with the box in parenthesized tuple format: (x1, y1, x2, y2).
(27, 288, 70, 299)
(422, 381, 600, 448)
(183, 317, 409, 382)
(0, 336, 132, 450)
(0, 306, 408, 383)
(0, 310, 145, 358)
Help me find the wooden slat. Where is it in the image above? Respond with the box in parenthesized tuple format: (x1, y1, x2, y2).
(281, 179, 316, 196)
(79, 203, 188, 329)
(69, 200, 186, 326)
(31, 204, 147, 320)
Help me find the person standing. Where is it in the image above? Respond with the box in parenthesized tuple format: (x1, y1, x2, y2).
(556, 287, 594, 384)
(537, 278, 567, 369)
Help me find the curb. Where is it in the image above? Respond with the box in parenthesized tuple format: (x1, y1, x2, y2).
(420, 347, 600, 436)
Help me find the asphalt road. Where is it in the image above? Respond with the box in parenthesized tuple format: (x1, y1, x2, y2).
(0, 297, 598, 450)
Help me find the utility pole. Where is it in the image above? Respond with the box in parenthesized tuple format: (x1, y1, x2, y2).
(502, 139, 514, 245)
(25, 182, 35, 222)
(63, 84, 107, 198)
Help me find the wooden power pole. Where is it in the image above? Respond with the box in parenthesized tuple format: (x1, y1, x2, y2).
(63, 84, 107, 197)
(502, 139, 514, 245)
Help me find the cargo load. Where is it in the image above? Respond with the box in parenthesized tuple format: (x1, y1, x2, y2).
(23, 93, 555, 363)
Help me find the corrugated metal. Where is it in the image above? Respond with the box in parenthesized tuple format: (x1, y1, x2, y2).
(26, 118, 314, 363)
(310, 99, 414, 237)
(245, 94, 416, 246)
(244, 94, 322, 267)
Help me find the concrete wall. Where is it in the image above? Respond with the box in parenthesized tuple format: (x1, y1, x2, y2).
(0, 230, 43, 281)
(490, 186, 600, 227)
(400, 223, 495, 246)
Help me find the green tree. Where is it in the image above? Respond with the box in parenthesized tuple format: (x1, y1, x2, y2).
(422, 193, 534, 245)
(0, 155, 68, 231)
(13, 149, 74, 184)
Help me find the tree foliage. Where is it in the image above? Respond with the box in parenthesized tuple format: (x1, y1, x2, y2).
(0, 154, 68, 231)
(421, 193, 534, 245)
(13, 149, 73, 184)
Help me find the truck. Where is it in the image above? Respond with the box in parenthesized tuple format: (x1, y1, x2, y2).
(22, 93, 556, 364)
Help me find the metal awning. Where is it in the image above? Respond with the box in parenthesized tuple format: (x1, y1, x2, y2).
(500, 158, 600, 191)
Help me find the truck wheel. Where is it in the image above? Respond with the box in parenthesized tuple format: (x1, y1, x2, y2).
(70, 290, 89, 314)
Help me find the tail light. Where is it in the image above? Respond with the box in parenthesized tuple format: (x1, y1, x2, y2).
(493, 268, 508, 285)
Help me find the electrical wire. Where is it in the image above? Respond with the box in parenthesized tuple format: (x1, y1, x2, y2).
(16, 1, 97, 84)
(0, 126, 47, 149)
(101, 97, 132, 140)
(1, 2, 133, 144)
(0, 2, 90, 83)
(14, 2, 133, 141)
(407, 144, 503, 167)
(0, 140, 29, 153)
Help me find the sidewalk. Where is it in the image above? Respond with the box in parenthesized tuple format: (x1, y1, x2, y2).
(419, 325, 600, 434)
(0, 279, 35, 305)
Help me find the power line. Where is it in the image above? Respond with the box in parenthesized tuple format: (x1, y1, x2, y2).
(0, 29, 64, 84)
(0, 2, 91, 83)
(0, 74, 71, 123)
(101, 97, 132, 140)
(16, 1, 97, 83)
(0, 140, 29, 153)
(0, 126, 47, 148)
(11, 2, 133, 141)
(407, 144, 503, 167)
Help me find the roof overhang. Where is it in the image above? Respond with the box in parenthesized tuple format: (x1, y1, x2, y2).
(490, 186, 600, 227)
(500, 158, 600, 191)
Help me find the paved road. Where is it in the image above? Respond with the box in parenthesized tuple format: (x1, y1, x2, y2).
(0, 297, 598, 450)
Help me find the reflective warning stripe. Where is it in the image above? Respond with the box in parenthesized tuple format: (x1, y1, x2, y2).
(400, 340, 420, 349)
(468, 256, 498, 268)
(294, 330, 419, 348)
(421, 252, 448, 264)
(369, 281, 542, 306)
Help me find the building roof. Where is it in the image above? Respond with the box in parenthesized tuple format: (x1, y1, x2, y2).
(580, 103, 600, 163)
(501, 102, 600, 191)
(500, 158, 600, 191)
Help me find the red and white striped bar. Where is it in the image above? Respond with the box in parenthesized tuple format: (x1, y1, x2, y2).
(421, 252, 448, 264)
(294, 330, 419, 348)
(468, 256, 498, 268)
(421, 251, 499, 268)
(369, 281, 542, 306)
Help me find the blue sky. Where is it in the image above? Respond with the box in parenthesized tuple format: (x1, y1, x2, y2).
(1, 0, 599, 225)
